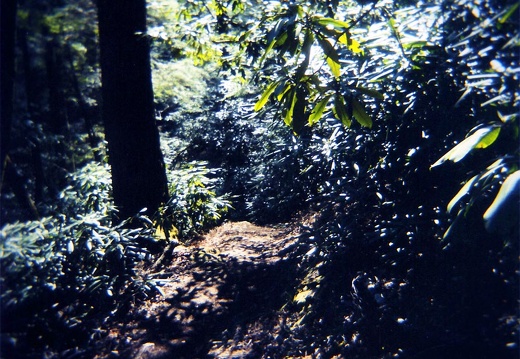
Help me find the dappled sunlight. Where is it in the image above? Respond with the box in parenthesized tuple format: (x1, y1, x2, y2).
(1, 0, 518, 357)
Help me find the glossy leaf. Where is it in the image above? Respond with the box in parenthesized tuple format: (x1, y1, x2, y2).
(447, 174, 479, 213)
(351, 98, 372, 128)
(313, 16, 350, 30)
(483, 171, 520, 232)
(254, 81, 279, 111)
(333, 95, 351, 127)
(282, 88, 297, 127)
(431, 126, 500, 167)
(317, 36, 341, 78)
(308, 95, 331, 126)
(339, 33, 363, 54)
(475, 127, 501, 148)
(499, 3, 520, 24)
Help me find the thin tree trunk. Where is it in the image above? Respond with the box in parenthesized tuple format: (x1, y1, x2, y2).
(1, 0, 17, 182)
(63, 43, 99, 156)
(43, 27, 66, 134)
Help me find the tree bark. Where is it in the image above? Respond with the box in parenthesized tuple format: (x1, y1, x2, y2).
(1, 0, 17, 180)
(43, 26, 66, 134)
(97, 0, 168, 220)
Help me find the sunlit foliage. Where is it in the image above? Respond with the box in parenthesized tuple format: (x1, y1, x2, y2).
(1, 0, 518, 357)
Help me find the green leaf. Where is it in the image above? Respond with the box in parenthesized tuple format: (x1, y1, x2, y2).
(475, 127, 500, 148)
(260, 18, 288, 64)
(497, 111, 516, 123)
(301, 28, 314, 55)
(499, 3, 520, 24)
(447, 174, 479, 213)
(282, 88, 297, 127)
(261, 38, 276, 63)
(339, 33, 363, 54)
(254, 81, 279, 111)
(308, 95, 331, 126)
(431, 126, 500, 168)
(326, 56, 341, 78)
(402, 40, 429, 50)
(295, 30, 314, 80)
(313, 16, 350, 30)
(355, 86, 384, 100)
(483, 171, 520, 232)
(351, 98, 372, 128)
(274, 31, 289, 47)
(276, 82, 293, 101)
(333, 95, 351, 127)
(316, 36, 341, 78)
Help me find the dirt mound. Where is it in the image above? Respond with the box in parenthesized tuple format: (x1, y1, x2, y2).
(95, 220, 313, 359)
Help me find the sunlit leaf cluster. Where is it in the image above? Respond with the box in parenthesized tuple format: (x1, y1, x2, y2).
(157, 161, 232, 240)
(251, 2, 374, 133)
(432, 0, 519, 239)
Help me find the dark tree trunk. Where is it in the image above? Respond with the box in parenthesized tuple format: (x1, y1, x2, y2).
(97, 0, 168, 220)
(1, 0, 39, 220)
(43, 27, 66, 134)
(1, 0, 17, 179)
(64, 43, 99, 155)
(17, 25, 39, 119)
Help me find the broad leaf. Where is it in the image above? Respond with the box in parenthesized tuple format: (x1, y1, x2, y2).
(276, 82, 293, 101)
(483, 170, 520, 232)
(254, 81, 279, 111)
(326, 56, 341, 78)
(333, 95, 351, 127)
(282, 88, 297, 127)
(339, 33, 363, 54)
(313, 16, 350, 30)
(293, 288, 314, 304)
(308, 95, 331, 126)
(295, 30, 314, 80)
(431, 126, 500, 167)
(317, 36, 341, 78)
(447, 174, 479, 213)
(402, 40, 429, 50)
(475, 127, 500, 148)
(351, 98, 372, 128)
(260, 17, 289, 64)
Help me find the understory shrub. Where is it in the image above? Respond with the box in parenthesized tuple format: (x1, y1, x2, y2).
(1, 162, 154, 355)
(157, 161, 232, 240)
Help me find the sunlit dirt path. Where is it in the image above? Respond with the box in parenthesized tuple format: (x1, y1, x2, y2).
(94, 218, 315, 359)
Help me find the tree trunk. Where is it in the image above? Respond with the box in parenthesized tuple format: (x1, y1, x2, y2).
(43, 26, 66, 134)
(97, 0, 168, 220)
(1, 0, 17, 180)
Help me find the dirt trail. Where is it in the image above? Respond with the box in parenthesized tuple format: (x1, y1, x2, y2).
(96, 219, 314, 359)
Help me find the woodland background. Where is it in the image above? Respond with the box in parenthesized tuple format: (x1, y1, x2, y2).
(0, 0, 519, 358)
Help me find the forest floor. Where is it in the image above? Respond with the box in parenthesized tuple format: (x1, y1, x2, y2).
(94, 216, 318, 359)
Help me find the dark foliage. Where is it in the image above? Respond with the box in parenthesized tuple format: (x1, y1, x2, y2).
(1, 0, 518, 358)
